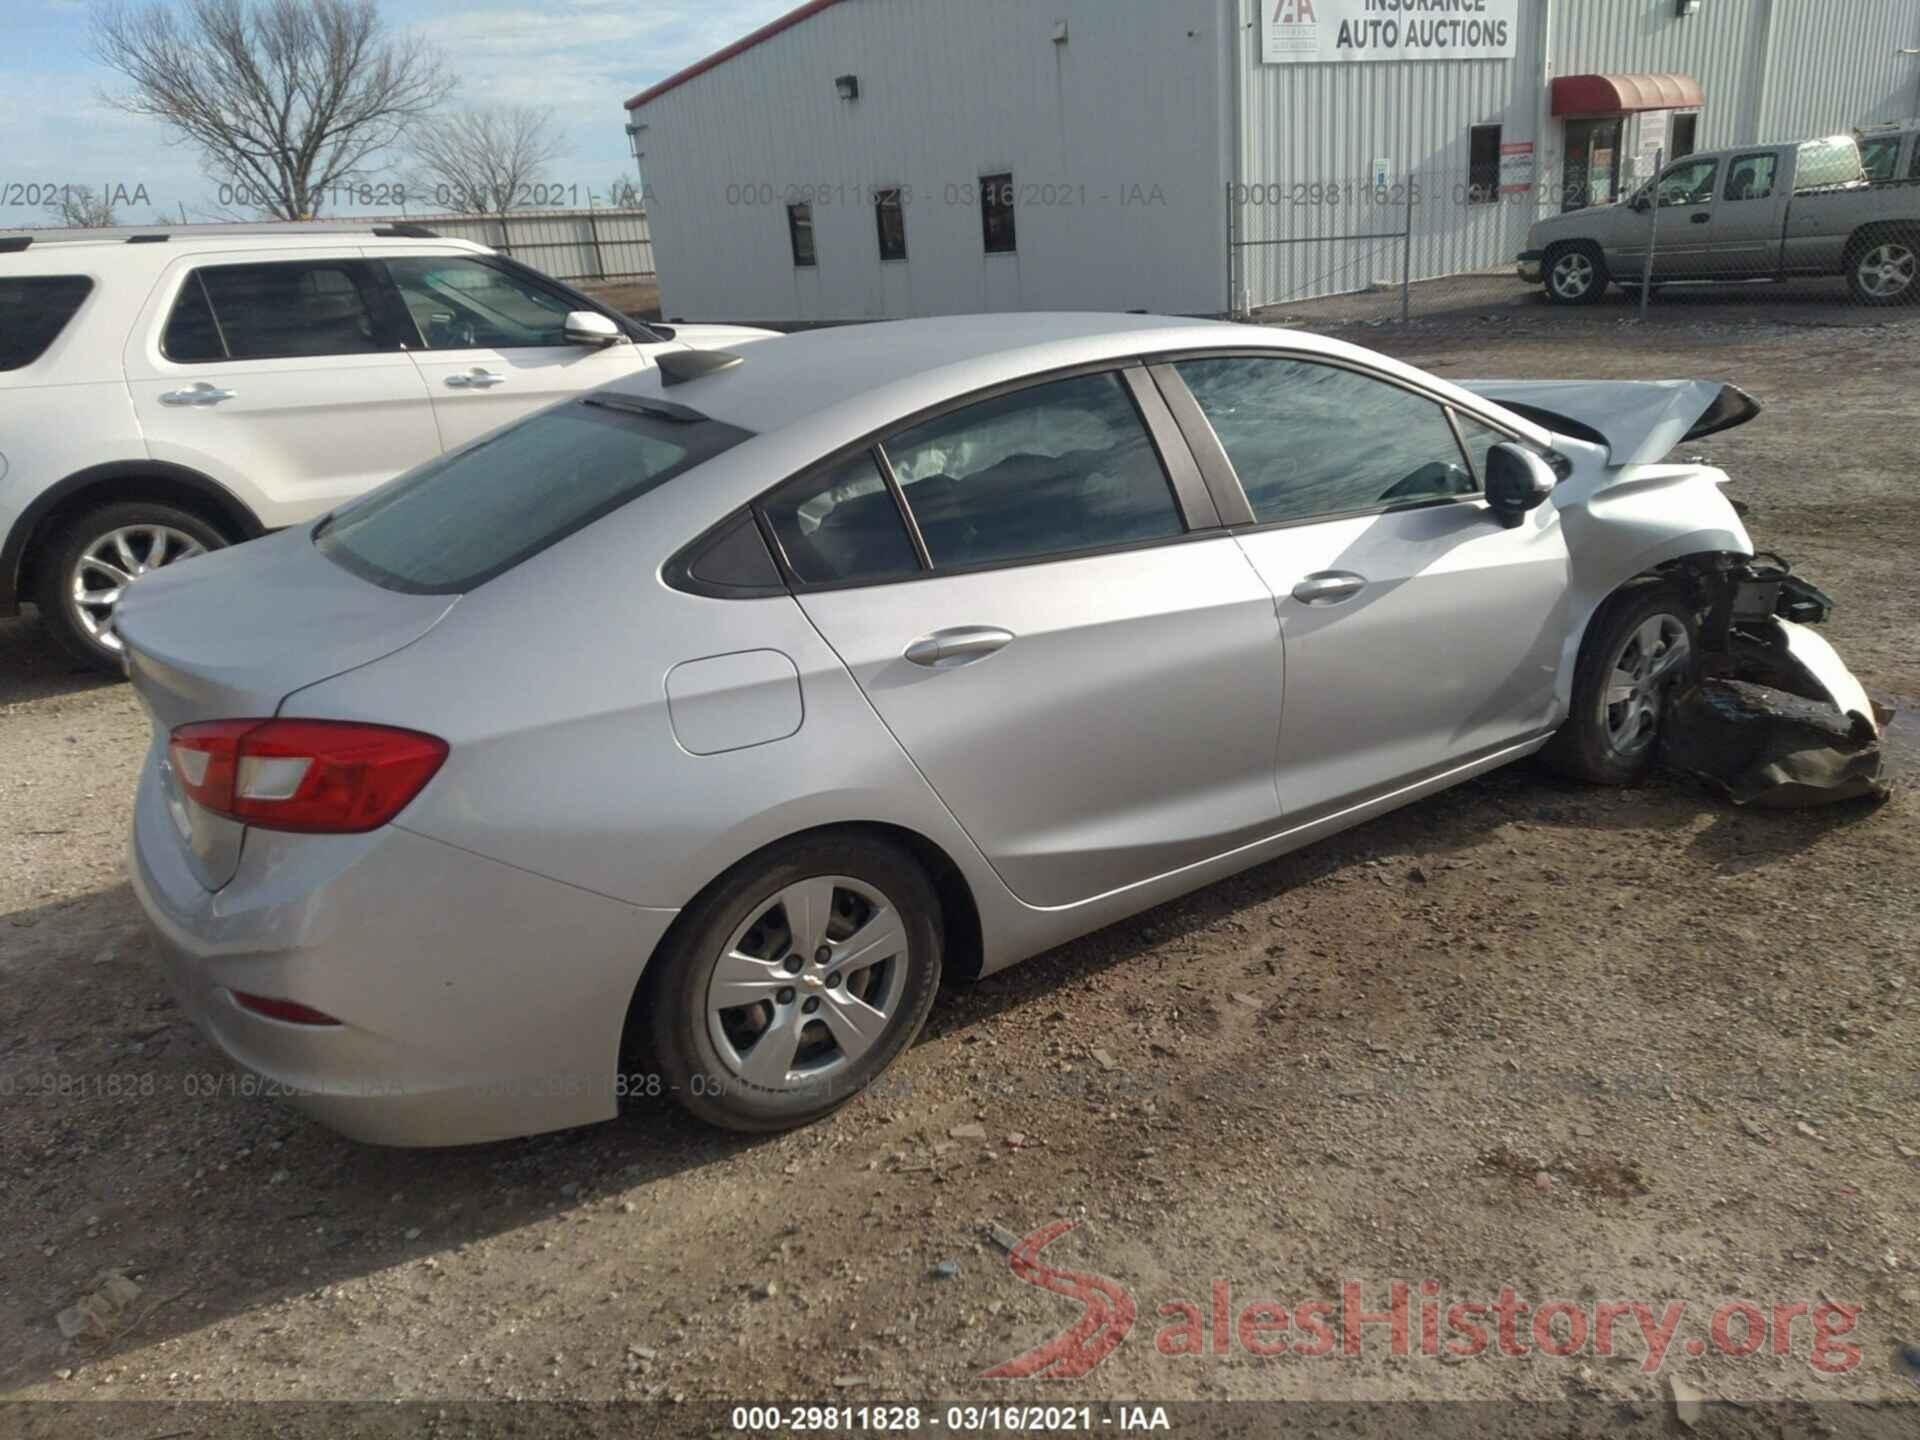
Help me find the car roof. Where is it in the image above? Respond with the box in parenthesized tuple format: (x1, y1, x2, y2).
(0, 224, 486, 263)
(601, 312, 1521, 443)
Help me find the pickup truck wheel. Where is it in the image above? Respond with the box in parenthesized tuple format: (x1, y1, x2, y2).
(1846, 232, 1917, 305)
(1544, 243, 1609, 305)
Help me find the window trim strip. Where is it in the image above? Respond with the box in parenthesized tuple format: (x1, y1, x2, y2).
(1120, 367, 1219, 531)
(872, 443, 933, 571)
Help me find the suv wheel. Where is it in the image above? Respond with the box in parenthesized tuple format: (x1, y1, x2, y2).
(36, 502, 230, 673)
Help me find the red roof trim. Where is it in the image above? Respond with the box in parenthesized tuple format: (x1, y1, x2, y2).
(625, 0, 845, 110)
(1552, 72, 1704, 117)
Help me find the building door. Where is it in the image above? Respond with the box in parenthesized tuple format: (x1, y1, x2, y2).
(1562, 118, 1625, 212)
(1671, 113, 1699, 159)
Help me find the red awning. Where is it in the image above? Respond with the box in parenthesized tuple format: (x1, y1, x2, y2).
(1552, 73, 1704, 116)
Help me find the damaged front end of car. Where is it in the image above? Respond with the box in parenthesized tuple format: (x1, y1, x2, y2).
(1463, 377, 1892, 809)
(1657, 551, 1889, 807)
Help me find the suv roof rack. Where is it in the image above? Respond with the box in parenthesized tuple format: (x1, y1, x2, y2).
(0, 220, 445, 249)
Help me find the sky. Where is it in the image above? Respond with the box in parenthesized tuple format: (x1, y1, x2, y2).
(1, 0, 797, 227)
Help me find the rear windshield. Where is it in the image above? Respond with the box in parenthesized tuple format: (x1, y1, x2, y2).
(315, 398, 750, 593)
(0, 275, 94, 371)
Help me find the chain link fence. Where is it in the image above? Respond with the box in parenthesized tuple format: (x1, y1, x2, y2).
(1228, 150, 1920, 328)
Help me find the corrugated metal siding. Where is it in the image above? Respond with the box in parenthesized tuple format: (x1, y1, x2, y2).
(633, 0, 1230, 322)
(1552, 0, 1762, 149)
(1234, 0, 1547, 308)
(1233, 0, 1920, 307)
(630, 0, 1919, 319)
(1761, 1, 1920, 139)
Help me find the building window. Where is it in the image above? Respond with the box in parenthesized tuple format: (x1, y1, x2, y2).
(979, 172, 1016, 254)
(1670, 113, 1698, 160)
(786, 203, 816, 267)
(1467, 125, 1501, 204)
(875, 187, 908, 261)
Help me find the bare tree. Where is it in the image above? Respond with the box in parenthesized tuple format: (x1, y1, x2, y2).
(406, 107, 564, 217)
(45, 185, 120, 229)
(90, 0, 454, 220)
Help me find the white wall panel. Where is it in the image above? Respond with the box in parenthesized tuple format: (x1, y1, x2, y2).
(634, 0, 1229, 322)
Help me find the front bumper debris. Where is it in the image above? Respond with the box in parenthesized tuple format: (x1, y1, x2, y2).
(1516, 250, 1544, 284)
(1658, 555, 1890, 808)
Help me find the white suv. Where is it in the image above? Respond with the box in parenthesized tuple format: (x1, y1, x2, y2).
(0, 222, 772, 670)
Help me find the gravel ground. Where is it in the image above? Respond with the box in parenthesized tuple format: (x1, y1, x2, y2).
(1, 301, 1916, 1430)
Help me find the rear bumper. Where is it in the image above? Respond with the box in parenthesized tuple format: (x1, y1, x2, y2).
(1516, 250, 1544, 284)
(129, 751, 678, 1146)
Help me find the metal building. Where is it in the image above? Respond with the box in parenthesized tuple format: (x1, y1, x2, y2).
(622, 0, 1920, 322)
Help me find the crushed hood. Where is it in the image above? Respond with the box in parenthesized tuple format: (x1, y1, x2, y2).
(1460, 380, 1761, 466)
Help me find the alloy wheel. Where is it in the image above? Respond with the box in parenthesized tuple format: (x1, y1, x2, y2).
(69, 525, 208, 652)
(1599, 613, 1691, 758)
(705, 875, 908, 1091)
(1551, 251, 1595, 300)
(1856, 242, 1915, 301)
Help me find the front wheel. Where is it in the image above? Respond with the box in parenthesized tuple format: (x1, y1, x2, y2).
(1845, 231, 1917, 305)
(1543, 243, 1610, 305)
(35, 501, 230, 673)
(643, 833, 943, 1131)
(1541, 583, 1698, 785)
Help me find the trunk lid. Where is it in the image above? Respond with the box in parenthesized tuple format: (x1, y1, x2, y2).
(1461, 380, 1761, 467)
(117, 526, 458, 890)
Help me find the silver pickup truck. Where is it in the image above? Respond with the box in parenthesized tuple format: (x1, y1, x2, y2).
(1518, 134, 1919, 306)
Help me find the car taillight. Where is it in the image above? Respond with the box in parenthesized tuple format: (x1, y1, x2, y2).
(167, 719, 448, 834)
(231, 991, 343, 1026)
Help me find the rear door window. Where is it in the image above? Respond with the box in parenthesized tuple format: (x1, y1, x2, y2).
(168, 261, 391, 361)
(883, 371, 1184, 569)
(316, 397, 750, 593)
(1724, 153, 1777, 201)
(0, 275, 94, 371)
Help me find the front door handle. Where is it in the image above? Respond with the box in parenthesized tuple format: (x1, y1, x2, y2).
(1290, 572, 1367, 606)
(1690, 212, 1712, 224)
(159, 383, 236, 407)
(904, 626, 1014, 668)
(445, 368, 505, 389)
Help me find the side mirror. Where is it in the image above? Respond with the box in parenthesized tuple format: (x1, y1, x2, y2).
(562, 310, 623, 347)
(1484, 443, 1558, 529)
(1631, 194, 1652, 213)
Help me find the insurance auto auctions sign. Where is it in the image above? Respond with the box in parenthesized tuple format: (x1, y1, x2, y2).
(1261, 0, 1518, 63)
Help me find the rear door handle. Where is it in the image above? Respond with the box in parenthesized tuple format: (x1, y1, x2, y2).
(445, 368, 505, 389)
(1290, 572, 1366, 605)
(1690, 212, 1712, 224)
(159, 383, 236, 407)
(904, 626, 1014, 668)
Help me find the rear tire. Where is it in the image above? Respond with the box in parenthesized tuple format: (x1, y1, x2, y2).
(643, 832, 943, 1132)
(1541, 583, 1698, 785)
(1543, 242, 1610, 305)
(34, 501, 230, 674)
(1844, 228, 1918, 306)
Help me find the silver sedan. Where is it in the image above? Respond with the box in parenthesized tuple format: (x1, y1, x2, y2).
(119, 313, 1834, 1144)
